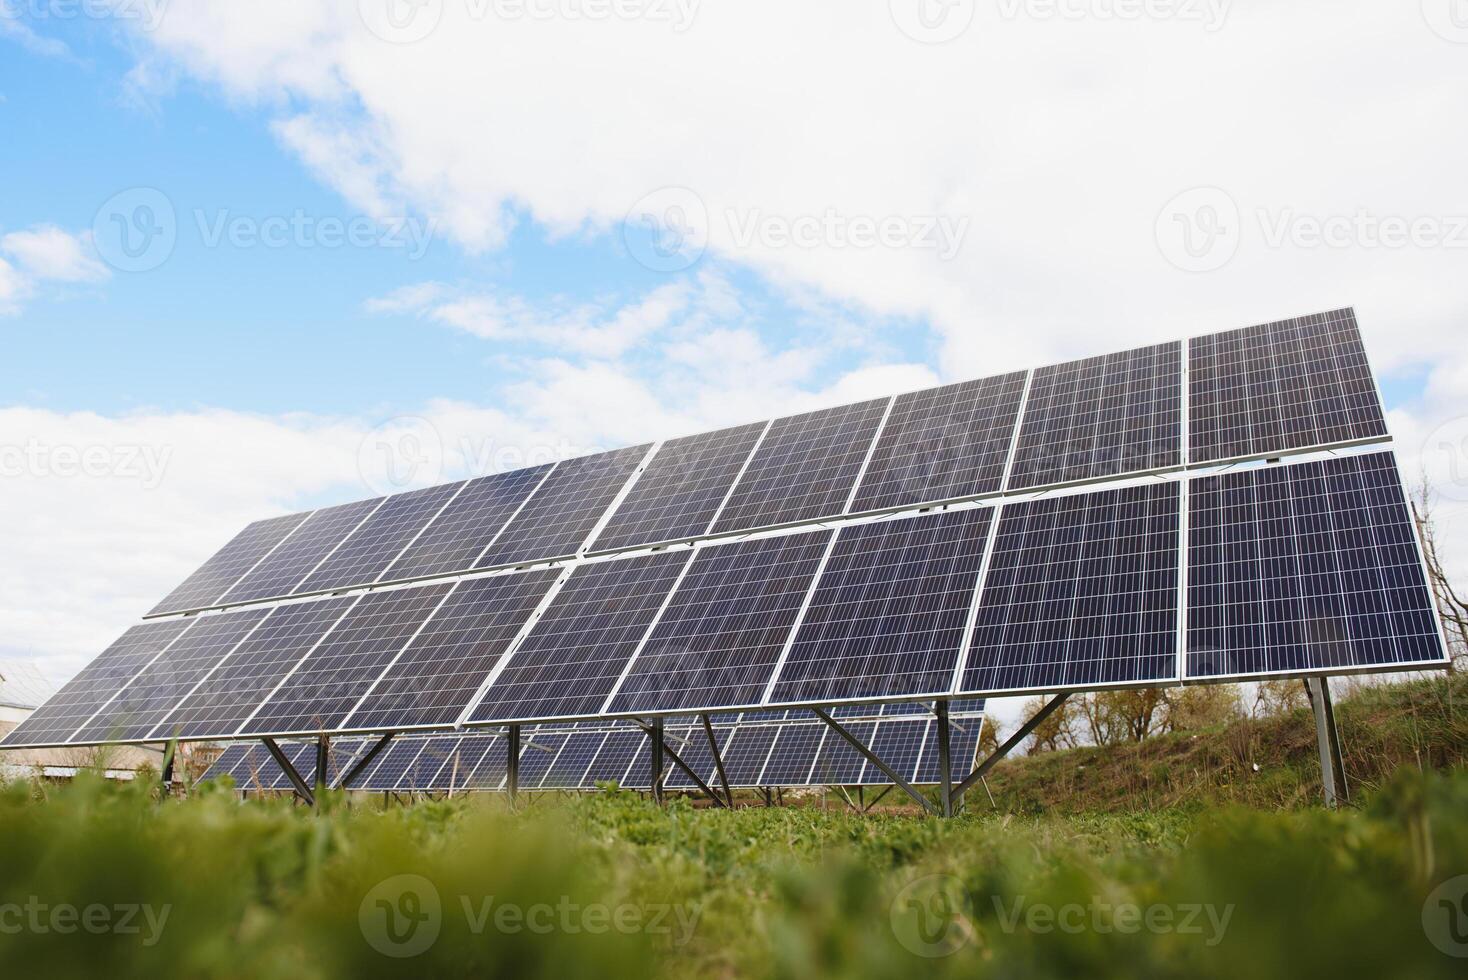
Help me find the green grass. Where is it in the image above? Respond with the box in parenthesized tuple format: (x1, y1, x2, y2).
(3, 761, 1467, 978)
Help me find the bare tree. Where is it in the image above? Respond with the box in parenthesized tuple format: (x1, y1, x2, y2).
(1411, 474, 1468, 670)
(1024, 695, 1079, 753)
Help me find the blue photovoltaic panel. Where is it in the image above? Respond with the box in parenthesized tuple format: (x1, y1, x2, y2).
(197, 744, 251, 784)
(470, 551, 692, 723)
(863, 719, 928, 784)
(295, 482, 465, 594)
(537, 731, 606, 789)
(1008, 342, 1181, 490)
(220, 498, 382, 604)
(355, 739, 431, 791)
(961, 481, 1180, 695)
(1186, 452, 1444, 679)
(464, 738, 509, 791)
(711, 399, 889, 534)
(231, 745, 289, 792)
(441, 737, 496, 792)
(516, 731, 569, 786)
(850, 372, 1026, 513)
(589, 422, 767, 553)
(149, 512, 312, 615)
(398, 737, 459, 791)
(156, 596, 356, 740)
(345, 568, 562, 731)
(758, 724, 827, 785)
(807, 721, 874, 784)
(242, 583, 454, 735)
(768, 509, 994, 707)
(661, 725, 718, 790)
(914, 718, 983, 785)
(609, 530, 834, 715)
(717, 725, 780, 785)
(382, 465, 552, 581)
(476, 445, 652, 569)
(0, 619, 193, 747)
(76, 607, 271, 743)
(583, 731, 643, 787)
(1189, 308, 1388, 465)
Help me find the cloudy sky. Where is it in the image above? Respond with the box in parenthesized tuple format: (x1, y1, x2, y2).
(2, 2, 1466, 723)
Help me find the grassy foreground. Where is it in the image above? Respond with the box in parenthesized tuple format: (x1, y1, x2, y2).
(2, 763, 1468, 978)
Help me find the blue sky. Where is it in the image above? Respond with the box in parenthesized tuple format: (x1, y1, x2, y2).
(2, 2, 1465, 702)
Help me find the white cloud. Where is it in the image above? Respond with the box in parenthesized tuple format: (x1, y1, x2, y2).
(0, 256, 27, 315)
(0, 16, 73, 61)
(1, 226, 110, 283)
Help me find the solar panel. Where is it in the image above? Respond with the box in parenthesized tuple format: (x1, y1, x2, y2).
(1189, 309, 1388, 465)
(767, 508, 994, 707)
(396, 736, 458, 791)
(1186, 452, 1444, 679)
(588, 422, 767, 553)
(537, 731, 606, 789)
(716, 725, 779, 785)
(75, 607, 272, 743)
(196, 743, 251, 784)
(476, 445, 652, 569)
(469, 551, 692, 723)
(608, 530, 835, 715)
(960, 481, 1180, 695)
(344, 569, 562, 731)
(155, 596, 356, 740)
(516, 731, 570, 787)
(661, 725, 719, 790)
(441, 736, 497, 793)
(0, 619, 193, 747)
(241, 583, 455, 735)
(295, 482, 465, 594)
(807, 720, 874, 784)
(355, 738, 431, 791)
(913, 718, 983, 785)
(149, 512, 313, 616)
(758, 723, 827, 785)
(583, 730, 644, 787)
(219, 498, 383, 605)
(849, 372, 1026, 513)
(710, 398, 889, 534)
(1008, 342, 1181, 490)
(231, 744, 289, 792)
(863, 718, 928, 784)
(463, 736, 509, 791)
(381, 465, 552, 582)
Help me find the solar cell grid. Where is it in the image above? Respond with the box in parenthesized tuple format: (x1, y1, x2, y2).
(355, 739, 430, 791)
(382, 465, 553, 581)
(583, 731, 643, 787)
(863, 719, 928, 785)
(0, 619, 193, 747)
(296, 482, 465, 594)
(768, 508, 994, 707)
(539, 732, 609, 789)
(1186, 452, 1443, 679)
(1188, 309, 1387, 465)
(516, 731, 569, 786)
(242, 583, 455, 735)
(476, 444, 652, 569)
(609, 530, 835, 715)
(914, 718, 983, 785)
(154, 596, 356, 740)
(807, 721, 874, 784)
(590, 422, 767, 553)
(149, 512, 313, 616)
(850, 372, 1026, 513)
(196, 744, 250, 784)
(960, 481, 1180, 695)
(717, 725, 780, 785)
(758, 723, 826, 785)
(345, 568, 562, 731)
(711, 398, 889, 534)
(471, 550, 692, 723)
(77, 607, 271, 744)
(1008, 342, 1181, 490)
(220, 498, 383, 605)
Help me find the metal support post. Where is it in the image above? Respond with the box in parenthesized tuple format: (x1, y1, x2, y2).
(315, 734, 330, 795)
(813, 709, 939, 816)
(507, 725, 521, 805)
(1304, 677, 1348, 808)
(649, 717, 666, 806)
(701, 714, 734, 807)
(935, 701, 954, 818)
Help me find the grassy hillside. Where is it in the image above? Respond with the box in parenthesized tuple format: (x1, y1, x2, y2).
(979, 673, 1468, 814)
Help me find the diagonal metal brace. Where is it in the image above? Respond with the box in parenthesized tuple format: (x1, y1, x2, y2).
(701, 713, 734, 807)
(637, 721, 727, 808)
(332, 732, 395, 790)
(953, 692, 1071, 802)
(812, 709, 938, 815)
(262, 737, 314, 806)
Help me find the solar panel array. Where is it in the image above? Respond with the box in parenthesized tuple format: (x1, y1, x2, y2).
(7, 307, 1448, 755)
(200, 709, 987, 793)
